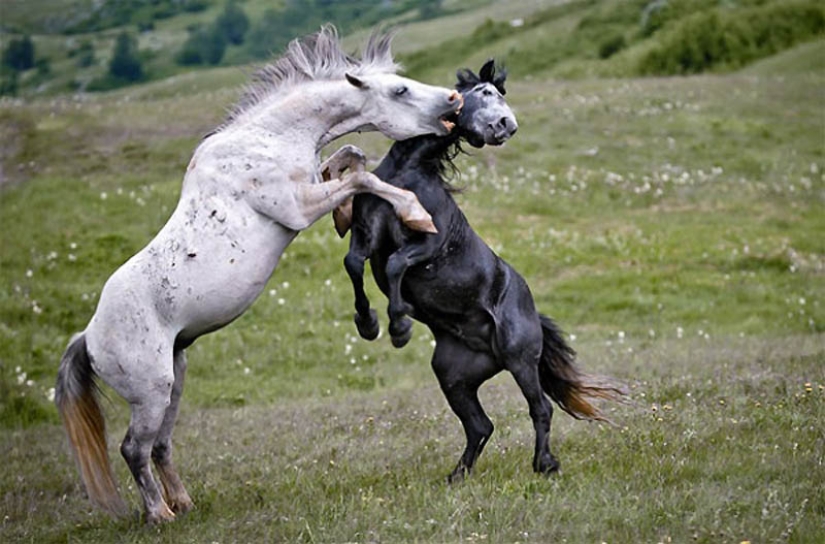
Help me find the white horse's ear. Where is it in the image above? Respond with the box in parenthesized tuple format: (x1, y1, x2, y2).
(346, 73, 369, 89)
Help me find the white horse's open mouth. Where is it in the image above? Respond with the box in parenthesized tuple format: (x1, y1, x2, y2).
(439, 92, 463, 132)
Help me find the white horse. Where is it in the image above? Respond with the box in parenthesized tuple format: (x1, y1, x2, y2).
(55, 25, 462, 524)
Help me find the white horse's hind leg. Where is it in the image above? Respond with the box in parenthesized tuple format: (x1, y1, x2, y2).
(117, 352, 176, 524)
(151, 349, 193, 515)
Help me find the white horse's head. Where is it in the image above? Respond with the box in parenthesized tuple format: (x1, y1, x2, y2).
(345, 72, 463, 141)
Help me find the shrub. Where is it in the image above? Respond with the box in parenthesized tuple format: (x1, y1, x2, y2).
(215, 0, 250, 46)
(599, 33, 627, 59)
(639, 1, 825, 75)
(2, 35, 35, 71)
(176, 25, 227, 66)
(108, 32, 143, 82)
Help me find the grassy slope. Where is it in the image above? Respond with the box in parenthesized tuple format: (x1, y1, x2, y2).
(1, 7, 824, 544)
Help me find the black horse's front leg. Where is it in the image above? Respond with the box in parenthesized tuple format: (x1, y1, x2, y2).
(385, 241, 437, 348)
(344, 250, 379, 340)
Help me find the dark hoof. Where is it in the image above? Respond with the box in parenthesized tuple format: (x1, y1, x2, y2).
(447, 463, 469, 484)
(389, 318, 412, 348)
(354, 310, 379, 340)
(535, 454, 560, 475)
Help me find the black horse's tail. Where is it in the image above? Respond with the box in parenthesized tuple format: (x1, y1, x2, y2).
(55, 333, 128, 517)
(537, 315, 626, 422)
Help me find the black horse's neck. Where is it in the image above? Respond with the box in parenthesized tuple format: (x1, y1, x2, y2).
(377, 131, 463, 182)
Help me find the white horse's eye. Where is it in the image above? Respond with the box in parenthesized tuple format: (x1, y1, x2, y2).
(483, 88, 494, 96)
(395, 85, 408, 96)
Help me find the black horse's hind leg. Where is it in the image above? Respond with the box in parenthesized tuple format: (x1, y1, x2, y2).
(431, 332, 500, 483)
(495, 289, 559, 474)
(509, 359, 558, 474)
(344, 247, 379, 340)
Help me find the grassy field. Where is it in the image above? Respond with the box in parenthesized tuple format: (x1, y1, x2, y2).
(1, 16, 824, 544)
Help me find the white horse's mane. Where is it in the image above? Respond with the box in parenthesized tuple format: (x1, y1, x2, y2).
(216, 24, 400, 133)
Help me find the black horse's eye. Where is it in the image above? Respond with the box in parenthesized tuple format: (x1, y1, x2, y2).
(395, 85, 408, 96)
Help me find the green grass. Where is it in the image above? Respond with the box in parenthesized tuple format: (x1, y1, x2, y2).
(1, 17, 824, 544)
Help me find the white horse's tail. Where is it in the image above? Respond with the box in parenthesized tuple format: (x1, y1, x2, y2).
(55, 333, 128, 517)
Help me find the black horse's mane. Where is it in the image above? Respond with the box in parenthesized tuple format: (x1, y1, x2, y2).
(434, 60, 508, 190)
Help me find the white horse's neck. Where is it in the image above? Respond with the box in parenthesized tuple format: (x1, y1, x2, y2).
(244, 80, 374, 152)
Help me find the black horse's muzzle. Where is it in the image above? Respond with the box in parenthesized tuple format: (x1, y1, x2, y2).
(487, 115, 518, 145)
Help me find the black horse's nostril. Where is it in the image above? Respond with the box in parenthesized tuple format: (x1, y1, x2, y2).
(497, 117, 518, 137)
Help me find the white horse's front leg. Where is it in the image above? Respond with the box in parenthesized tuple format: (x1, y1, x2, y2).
(321, 144, 367, 180)
(296, 172, 437, 233)
(321, 145, 364, 236)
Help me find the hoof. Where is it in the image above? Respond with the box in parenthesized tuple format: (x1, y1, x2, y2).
(354, 310, 379, 340)
(404, 216, 437, 234)
(447, 463, 469, 484)
(145, 504, 176, 525)
(536, 454, 560, 475)
(389, 318, 412, 348)
(169, 496, 194, 515)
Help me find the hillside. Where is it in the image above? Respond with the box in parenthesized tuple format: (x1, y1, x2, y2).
(2, 0, 823, 96)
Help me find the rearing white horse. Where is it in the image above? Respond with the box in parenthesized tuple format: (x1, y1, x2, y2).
(55, 25, 462, 524)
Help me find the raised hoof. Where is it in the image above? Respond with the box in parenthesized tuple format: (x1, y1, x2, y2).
(354, 310, 379, 340)
(403, 216, 438, 234)
(389, 318, 412, 348)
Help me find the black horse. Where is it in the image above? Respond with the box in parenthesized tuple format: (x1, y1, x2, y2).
(340, 61, 624, 482)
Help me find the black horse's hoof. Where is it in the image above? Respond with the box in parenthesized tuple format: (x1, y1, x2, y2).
(447, 463, 469, 484)
(354, 310, 380, 340)
(389, 318, 412, 348)
(536, 454, 560, 475)
(391, 330, 412, 348)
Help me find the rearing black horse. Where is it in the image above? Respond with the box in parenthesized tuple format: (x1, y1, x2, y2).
(340, 61, 624, 482)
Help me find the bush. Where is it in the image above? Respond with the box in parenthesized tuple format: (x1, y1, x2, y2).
(176, 25, 227, 66)
(108, 32, 143, 82)
(639, 1, 825, 75)
(598, 33, 627, 59)
(72, 41, 95, 68)
(215, 1, 250, 46)
(245, 9, 284, 60)
(2, 35, 35, 71)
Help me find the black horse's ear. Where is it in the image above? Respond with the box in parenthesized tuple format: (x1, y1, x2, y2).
(346, 73, 369, 89)
(456, 68, 478, 88)
(493, 68, 508, 96)
(479, 59, 495, 82)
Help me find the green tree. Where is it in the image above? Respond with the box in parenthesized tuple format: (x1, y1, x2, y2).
(108, 32, 143, 81)
(216, 1, 250, 46)
(245, 9, 287, 60)
(176, 25, 227, 66)
(2, 35, 35, 71)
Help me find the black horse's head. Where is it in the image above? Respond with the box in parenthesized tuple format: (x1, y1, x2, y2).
(454, 59, 517, 148)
